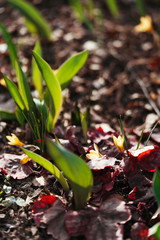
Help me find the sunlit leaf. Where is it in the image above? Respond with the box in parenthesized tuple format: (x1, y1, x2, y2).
(56, 50, 88, 90)
(0, 22, 18, 69)
(32, 51, 62, 131)
(32, 41, 43, 99)
(3, 74, 25, 110)
(149, 223, 160, 239)
(47, 139, 93, 210)
(6, 0, 51, 39)
(22, 147, 69, 192)
(15, 60, 36, 112)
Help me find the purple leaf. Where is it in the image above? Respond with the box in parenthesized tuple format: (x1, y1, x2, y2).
(131, 222, 148, 240)
(0, 153, 33, 179)
(32, 195, 69, 240)
(66, 197, 131, 240)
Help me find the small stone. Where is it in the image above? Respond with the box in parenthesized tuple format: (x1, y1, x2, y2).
(83, 41, 98, 51)
(0, 43, 7, 53)
(31, 226, 38, 236)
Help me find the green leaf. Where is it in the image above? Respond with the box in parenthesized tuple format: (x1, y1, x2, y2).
(6, 0, 51, 40)
(47, 139, 93, 210)
(16, 107, 25, 127)
(135, 0, 146, 16)
(105, 0, 119, 18)
(56, 50, 88, 90)
(0, 110, 16, 120)
(0, 22, 18, 69)
(118, 116, 128, 151)
(149, 223, 160, 239)
(22, 147, 69, 192)
(33, 98, 48, 125)
(32, 41, 43, 99)
(3, 74, 25, 110)
(80, 111, 88, 144)
(15, 60, 36, 112)
(32, 51, 62, 131)
(136, 129, 144, 150)
(153, 169, 160, 207)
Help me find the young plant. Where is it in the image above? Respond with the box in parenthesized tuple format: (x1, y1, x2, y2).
(0, 24, 88, 151)
(6, 0, 51, 40)
(22, 139, 93, 210)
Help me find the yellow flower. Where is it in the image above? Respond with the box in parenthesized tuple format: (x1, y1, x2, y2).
(20, 156, 30, 165)
(86, 143, 102, 160)
(134, 15, 153, 33)
(0, 78, 7, 87)
(6, 133, 24, 147)
(113, 135, 124, 153)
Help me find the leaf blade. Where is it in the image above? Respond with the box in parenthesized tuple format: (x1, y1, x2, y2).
(22, 147, 69, 192)
(3, 74, 25, 110)
(0, 22, 18, 69)
(6, 0, 51, 39)
(32, 51, 62, 131)
(15, 60, 36, 112)
(153, 169, 160, 207)
(56, 50, 88, 90)
(32, 40, 43, 99)
(47, 139, 93, 210)
(0, 110, 16, 120)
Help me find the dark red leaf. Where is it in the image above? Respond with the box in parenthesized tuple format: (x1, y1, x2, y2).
(41, 199, 69, 240)
(148, 56, 160, 70)
(32, 195, 57, 213)
(131, 222, 148, 240)
(66, 197, 131, 240)
(137, 146, 160, 171)
(32, 195, 69, 240)
(127, 146, 160, 173)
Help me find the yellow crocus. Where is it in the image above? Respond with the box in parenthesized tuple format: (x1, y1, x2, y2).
(113, 135, 124, 153)
(134, 15, 153, 33)
(86, 143, 102, 160)
(20, 156, 30, 165)
(0, 78, 7, 87)
(6, 133, 24, 147)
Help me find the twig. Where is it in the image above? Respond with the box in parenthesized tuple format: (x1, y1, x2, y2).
(127, 66, 160, 117)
